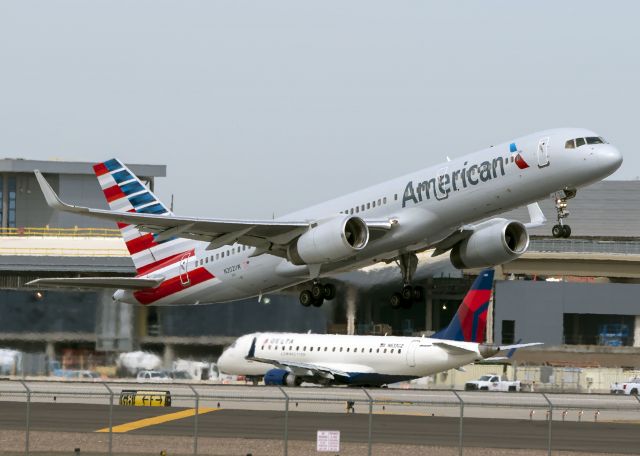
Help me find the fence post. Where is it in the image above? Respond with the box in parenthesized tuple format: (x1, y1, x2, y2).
(452, 390, 464, 456)
(102, 382, 114, 456)
(542, 393, 553, 456)
(186, 385, 200, 455)
(362, 388, 373, 456)
(19, 380, 30, 456)
(277, 386, 289, 456)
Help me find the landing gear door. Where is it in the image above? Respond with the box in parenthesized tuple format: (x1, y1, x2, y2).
(179, 253, 191, 287)
(537, 137, 550, 168)
(406, 340, 419, 367)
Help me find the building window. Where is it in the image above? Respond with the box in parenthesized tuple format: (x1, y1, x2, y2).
(502, 320, 515, 345)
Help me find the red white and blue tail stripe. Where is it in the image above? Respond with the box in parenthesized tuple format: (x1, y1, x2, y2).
(92, 158, 199, 276)
(432, 269, 494, 343)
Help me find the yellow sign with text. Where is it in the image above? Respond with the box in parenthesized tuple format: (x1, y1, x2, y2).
(119, 390, 171, 407)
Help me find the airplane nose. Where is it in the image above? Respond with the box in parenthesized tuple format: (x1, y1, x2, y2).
(217, 350, 230, 372)
(598, 145, 623, 174)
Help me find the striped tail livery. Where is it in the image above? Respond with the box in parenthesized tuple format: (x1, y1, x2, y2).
(433, 268, 494, 343)
(93, 158, 200, 276)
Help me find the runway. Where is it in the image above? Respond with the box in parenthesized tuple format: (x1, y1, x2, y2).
(1, 401, 639, 454)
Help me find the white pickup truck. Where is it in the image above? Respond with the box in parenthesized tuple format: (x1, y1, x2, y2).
(610, 377, 640, 395)
(464, 374, 521, 392)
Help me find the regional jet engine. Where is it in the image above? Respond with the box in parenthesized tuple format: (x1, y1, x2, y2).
(287, 215, 369, 265)
(450, 218, 529, 269)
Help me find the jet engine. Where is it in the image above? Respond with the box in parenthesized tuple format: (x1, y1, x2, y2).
(287, 215, 369, 265)
(450, 219, 529, 269)
(263, 368, 302, 386)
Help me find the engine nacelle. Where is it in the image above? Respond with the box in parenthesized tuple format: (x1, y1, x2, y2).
(263, 368, 301, 386)
(450, 219, 529, 269)
(287, 215, 369, 265)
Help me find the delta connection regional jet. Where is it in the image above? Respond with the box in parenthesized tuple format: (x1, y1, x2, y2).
(217, 269, 542, 387)
(28, 128, 622, 307)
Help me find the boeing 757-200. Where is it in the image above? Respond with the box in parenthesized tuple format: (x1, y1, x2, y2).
(28, 128, 622, 307)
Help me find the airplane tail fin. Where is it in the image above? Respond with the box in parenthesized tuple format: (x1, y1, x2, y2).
(93, 159, 196, 275)
(432, 268, 494, 343)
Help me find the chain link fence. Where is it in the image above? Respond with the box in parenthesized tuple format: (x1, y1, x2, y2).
(1, 380, 640, 455)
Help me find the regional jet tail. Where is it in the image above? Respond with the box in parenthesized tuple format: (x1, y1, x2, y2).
(27, 129, 622, 307)
(217, 268, 542, 387)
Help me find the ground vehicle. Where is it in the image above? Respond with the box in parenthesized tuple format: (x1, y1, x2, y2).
(136, 370, 171, 383)
(610, 377, 640, 395)
(464, 374, 521, 392)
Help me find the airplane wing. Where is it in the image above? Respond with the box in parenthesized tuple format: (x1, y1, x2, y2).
(25, 277, 164, 290)
(245, 337, 369, 380)
(35, 171, 392, 253)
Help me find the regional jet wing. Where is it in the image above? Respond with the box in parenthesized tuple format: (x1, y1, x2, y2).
(245, 337, 369, 380)
(25, 276, 164, 290)
(35, 171, 392, 252)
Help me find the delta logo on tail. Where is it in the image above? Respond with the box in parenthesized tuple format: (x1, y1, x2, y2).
(510, 143, 529, 169)
(432, 268, 494, 343)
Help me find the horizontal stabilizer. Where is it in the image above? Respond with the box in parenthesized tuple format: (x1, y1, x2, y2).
(497, 342, 543, 351)
(26, 277, 164, 290)
(432, 341, 476, 356)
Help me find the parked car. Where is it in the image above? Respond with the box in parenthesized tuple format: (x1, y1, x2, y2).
(136, 370, 171, 383)
(465, 374, 521, 392)
(610, 377, 640, 395)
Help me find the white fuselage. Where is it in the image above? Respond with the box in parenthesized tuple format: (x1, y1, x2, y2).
(119, 127, 622, 305)
(217, 332, 485, 385)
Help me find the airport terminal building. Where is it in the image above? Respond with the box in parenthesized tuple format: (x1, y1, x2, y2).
(1, 158, 640, 371)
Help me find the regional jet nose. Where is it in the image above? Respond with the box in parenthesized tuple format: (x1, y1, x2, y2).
(598, 144, 623, 174)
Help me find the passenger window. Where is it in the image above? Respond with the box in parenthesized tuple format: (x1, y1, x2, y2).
(390, 349, 394, 353)
(384, 348, 387, 353)
(361, 204, 365, 211)
(346, 348, 350, 352)
(289, 346, 292, 350)
(310, 347, 313, 351)
(383, 197, 387, 204)
(376, 348, 380, 353)
(303, 346, 307, 351)
(378, 198, 382, 205)
(394, 194, 398, 201)
(227, 250, 230, 256)
(565, 139, 575, 149)
(586, 137, 604, 145)
(332, 347, 336, 352)
(372, 201, 376, 208)
(205, 258, 208, 264)
(366, 203, 370, 209)
(221, 252, 225, 258)
(216, 253, 219, 260)
(576, 137, 586, 147)
(355, 207, 359, 213)
(398, 349, 402, 354)
(324, 347, 328, 351)
(296, 346, 299, 351)
(340, 347, 343, 352)
(369, 348, 372, 353)
(232, 248, 235, 254)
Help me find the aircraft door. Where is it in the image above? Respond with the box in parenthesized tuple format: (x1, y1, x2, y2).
(406, 340, 420, 367)
(537, 137, 550, 168)
(179, 253, 191, 287)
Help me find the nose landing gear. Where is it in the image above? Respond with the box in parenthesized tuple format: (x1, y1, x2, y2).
(299, 282, 336, 307)
(390, 253, 424, 309)
(551, 189, 576, 238)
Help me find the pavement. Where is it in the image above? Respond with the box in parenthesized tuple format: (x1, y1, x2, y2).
(1, 401, 639, 454)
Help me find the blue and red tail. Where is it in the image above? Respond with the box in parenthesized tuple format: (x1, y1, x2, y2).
(432, 269, 494, 343)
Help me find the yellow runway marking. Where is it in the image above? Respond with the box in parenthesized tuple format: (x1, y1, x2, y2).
(96, 407, 219, 433)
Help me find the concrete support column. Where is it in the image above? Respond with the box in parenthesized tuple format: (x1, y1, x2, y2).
(163, 344, 175, 369)
(634, 316, 640, 347)
(346, 286, 357, 335)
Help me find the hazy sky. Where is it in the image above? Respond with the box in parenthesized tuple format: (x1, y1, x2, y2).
(1, 1, 638, 218)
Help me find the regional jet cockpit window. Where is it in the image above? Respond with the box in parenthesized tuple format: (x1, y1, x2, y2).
(586, 137, 605, 145)
(566, 137, 605, 149)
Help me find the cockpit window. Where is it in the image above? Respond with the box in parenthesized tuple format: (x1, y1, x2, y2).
(575, 137, 586, 147)
(565, 139, 575, 149)
(586, 137, 604, 145)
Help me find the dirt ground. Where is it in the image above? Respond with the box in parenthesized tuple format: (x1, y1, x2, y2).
(0, 430, 634, 456)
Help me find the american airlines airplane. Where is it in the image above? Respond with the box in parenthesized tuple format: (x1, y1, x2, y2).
(28, 128, 622, 308)
(217, 269, 540, 387)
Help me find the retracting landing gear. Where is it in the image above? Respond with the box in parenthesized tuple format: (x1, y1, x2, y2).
(390, 253, 424, 310)
(551, 189, 576, 238)
(299, 282, 336, 307)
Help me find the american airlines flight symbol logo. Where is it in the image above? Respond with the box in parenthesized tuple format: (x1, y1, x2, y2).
(510, 142, 529, 170)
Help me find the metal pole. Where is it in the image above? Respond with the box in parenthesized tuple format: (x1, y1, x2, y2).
(102, 382, 114, 456)
(278, 386, 289, 456)
(452, 391, 464, 456)
(362, 388, 373, 456)
(187, 384, 200, 455)
(19, 380, 30, 456)
(542, 393, 553, 456)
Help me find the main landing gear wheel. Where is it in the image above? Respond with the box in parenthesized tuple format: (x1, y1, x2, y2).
(551, 189, 576, 238)
(390, 253, 424, 310)
(300, 282, 336, 307)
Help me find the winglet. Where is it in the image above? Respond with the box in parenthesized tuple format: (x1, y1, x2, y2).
(246, 337, 257, 359)
(525, 202, 546, 228)
(34, 170, 80, 212)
